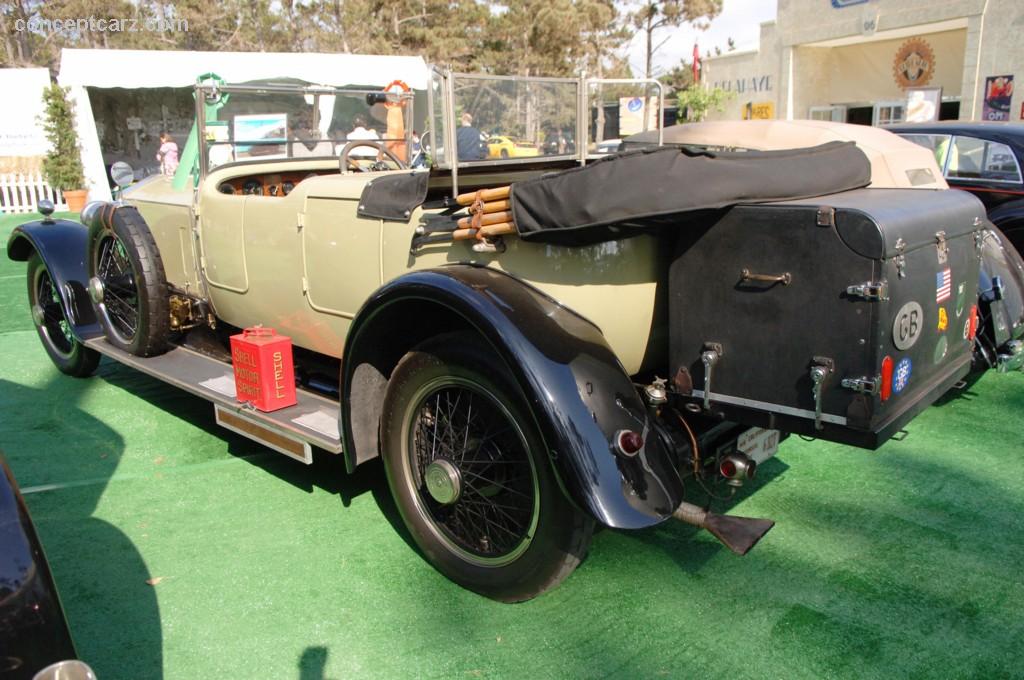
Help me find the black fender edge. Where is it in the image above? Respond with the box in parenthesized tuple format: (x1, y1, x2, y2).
(341, 264, 684, 530)
(6, 216, 102, 341)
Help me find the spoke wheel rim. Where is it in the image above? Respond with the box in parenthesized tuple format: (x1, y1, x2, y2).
(402, 376, 540, 567)
(95, 233, 140, 344)
(33, 266, 75, 358)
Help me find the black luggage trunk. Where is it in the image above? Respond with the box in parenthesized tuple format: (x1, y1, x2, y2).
(669, 188, 986, 449)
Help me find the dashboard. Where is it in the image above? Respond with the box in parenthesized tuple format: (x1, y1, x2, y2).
(217, 171, 327, 197)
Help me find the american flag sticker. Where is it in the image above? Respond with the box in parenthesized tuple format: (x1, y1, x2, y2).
(936, 268, 952, 303)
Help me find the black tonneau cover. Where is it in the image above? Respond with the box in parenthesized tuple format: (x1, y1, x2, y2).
(509, 142, 872, 246)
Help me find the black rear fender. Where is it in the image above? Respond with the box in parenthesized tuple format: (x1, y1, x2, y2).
(6, 217, 101, 340)
(341, 265, 684, 530)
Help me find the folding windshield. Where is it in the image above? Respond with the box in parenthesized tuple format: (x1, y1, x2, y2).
(194, 79, 424, 178)
(429, 71, 663, 172)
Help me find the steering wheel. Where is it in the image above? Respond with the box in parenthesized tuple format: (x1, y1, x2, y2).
(411, 130, 430, 168)
(339, 141, 408, 173)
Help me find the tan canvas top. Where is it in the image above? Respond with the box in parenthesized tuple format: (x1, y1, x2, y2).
(638, 120, 948, 190)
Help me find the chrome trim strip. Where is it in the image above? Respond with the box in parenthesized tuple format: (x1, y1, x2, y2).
(690, 389, 849, 426)
(215, 405, 313, 464)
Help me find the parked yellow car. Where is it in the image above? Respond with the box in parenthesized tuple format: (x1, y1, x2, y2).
(487, 135, 540, 159)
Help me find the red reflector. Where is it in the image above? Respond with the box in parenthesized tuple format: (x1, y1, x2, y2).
(616, 430, 644, 456)
(968, 305, 979, 341)
(720, 459, 737, 478)
(880, 355, 894, 402)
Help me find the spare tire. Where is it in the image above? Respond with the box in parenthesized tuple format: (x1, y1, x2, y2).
(88, 206, 170, 357)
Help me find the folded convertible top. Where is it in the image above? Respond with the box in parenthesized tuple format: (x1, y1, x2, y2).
(509, 141, 872, 246)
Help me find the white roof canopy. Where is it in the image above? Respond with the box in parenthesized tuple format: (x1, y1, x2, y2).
(57, 49, 429, 90)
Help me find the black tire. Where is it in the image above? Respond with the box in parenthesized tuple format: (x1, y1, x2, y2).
(500, 148, 510, 159)
(27, 253, 100, 377)
(381, 332, 594, 602)
(89, 207, 169, 357)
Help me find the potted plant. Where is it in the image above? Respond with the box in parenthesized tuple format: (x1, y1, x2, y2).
(40, 83, 88, 213)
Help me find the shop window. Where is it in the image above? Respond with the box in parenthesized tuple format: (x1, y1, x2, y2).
(872, 102, 904, 126)
(809, 106, 845, 122)
(946, 136, 1022, 183)
(900, 133, 952, 169)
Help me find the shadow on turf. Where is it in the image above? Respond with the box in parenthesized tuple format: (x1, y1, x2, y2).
(0, 376, 164, 680)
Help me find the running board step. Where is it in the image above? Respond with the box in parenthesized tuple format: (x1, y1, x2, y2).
(84, 338, 342, 458)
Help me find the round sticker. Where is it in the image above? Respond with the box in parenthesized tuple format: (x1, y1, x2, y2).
(933, 336, 948, 364)
(892, 357, 913, 394)
(893, 301, 923, 350)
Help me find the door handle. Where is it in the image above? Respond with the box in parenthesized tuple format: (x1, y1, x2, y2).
(740, 269, 792, 286)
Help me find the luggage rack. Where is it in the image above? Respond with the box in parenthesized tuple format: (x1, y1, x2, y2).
(84, 338, 343, 462)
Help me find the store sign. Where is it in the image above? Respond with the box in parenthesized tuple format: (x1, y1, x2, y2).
(892, 38, 935, 88)
(712, 75, 772, 94)
(983, 75, 1014, 121)
(744, 102, 775, 120)
(831, 0, 869, 7)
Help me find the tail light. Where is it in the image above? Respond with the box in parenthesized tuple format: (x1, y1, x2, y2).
(968, 305, 979, 341)
(614, 430, 643, 457)
(880, 355, 894, 402)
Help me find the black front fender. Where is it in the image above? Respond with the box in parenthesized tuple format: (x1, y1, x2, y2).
(6, 218, 101, 341)
(342, 265, 683, 530)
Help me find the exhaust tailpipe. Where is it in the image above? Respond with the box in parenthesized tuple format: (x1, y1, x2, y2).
(673, 501, 775, 556)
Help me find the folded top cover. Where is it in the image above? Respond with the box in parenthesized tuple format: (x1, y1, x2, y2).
(509, 141, 872, 246)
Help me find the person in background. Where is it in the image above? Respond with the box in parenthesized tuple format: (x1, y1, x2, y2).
(346, 114, 380, 158)
(156, 131, 179, 176)
(456, 112, 484, 161)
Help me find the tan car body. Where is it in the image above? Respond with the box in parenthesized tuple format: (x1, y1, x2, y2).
(124, 120, 944, 377)
(125, 162, 660, 375)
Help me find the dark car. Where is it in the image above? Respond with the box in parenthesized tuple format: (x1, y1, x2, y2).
(887, 122, 1024, 254)
(0, 456, 95, 680)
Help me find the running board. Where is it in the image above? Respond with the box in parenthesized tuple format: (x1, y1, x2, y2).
(84, 338, 342, 460)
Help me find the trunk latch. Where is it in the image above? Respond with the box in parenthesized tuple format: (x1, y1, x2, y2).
(810, 357, 834, 430)
(701, 343, 723, 409)
(841, 375, 881, 395)
(846, 280, 889, 301)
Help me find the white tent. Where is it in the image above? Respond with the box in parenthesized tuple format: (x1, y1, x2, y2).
(57, 49, 430, 201)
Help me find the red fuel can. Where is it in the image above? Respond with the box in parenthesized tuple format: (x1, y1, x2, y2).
(229, 327, 297, 412)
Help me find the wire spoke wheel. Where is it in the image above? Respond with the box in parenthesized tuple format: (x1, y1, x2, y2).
(26, 253, 100, 377)
(406, 378, 540, 566)
(34, 266, 74, 357)
(94, 233, 140, 344)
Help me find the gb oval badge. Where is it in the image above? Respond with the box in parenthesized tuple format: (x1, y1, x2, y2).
(893, 301, 923, 350)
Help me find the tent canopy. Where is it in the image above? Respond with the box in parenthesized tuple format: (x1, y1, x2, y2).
(57, 49, 429, 90)
(56, 49, 430, 202)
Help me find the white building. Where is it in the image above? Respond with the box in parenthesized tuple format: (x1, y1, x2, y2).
(703, 0, 1023, 125)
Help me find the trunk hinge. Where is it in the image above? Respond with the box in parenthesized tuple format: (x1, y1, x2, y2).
(935, 230, 948, 264)
(841, 375, 881, 395)
(893, 237, 907, 278)
(846, 280, 889, 301)
(810, 357, 835, 431)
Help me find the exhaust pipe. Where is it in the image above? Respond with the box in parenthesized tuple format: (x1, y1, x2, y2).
(673, 501, 775, 556)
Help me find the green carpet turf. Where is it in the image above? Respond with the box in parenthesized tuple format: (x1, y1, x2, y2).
(2, 212, 1023, 679)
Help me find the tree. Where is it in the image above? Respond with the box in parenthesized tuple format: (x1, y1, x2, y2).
(629, 0, 722, 80)
(40, 83, 85, 190)
(676, 85, 733, 123)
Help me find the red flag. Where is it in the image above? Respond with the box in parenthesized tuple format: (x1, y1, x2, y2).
(692, 43, 701, 82)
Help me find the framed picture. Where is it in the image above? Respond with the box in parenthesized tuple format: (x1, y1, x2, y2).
(904, 87, 942, 123)
(233, 113, 288, 160)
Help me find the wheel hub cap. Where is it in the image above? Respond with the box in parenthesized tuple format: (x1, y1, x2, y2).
(424, 459, 461, 505)
(87, 276, 105, 304)
(31, 303, 45, 327)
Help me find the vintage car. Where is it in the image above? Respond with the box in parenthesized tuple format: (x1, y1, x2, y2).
(0, 456, 96, 680)
(7, 70, 995, 601)
(486, 135, 540, 159)
(886, 122, 1024, 255)
(625, 120, 1024, 374)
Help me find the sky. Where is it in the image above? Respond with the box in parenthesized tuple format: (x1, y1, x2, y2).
(626, 0, 778, 77)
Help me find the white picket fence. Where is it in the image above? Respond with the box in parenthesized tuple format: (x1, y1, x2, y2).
(0, 172, 68, 214)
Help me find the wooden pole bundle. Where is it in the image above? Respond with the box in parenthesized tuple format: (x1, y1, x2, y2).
(450, 185, 518, 246)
